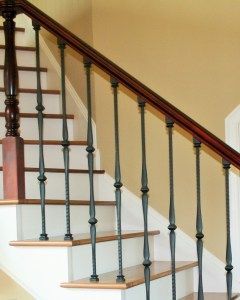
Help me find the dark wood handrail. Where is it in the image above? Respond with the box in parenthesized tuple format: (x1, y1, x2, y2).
(1, 0, 240, 168)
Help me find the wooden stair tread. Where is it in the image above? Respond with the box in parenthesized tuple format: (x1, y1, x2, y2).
(181, 293, 239, 299)
(0, 26, 25, 32)
(0, 45, 36, 51)
(0, 140, 87, 146)
(0, 112, 74, 119)
(0, 65, 47, 72)
(9, 230, 160, 247)
(0, 87, 60, 94)
(0, 167, 105, 174)
(0, 199, 115, 206)
(61, 261, 197, 289)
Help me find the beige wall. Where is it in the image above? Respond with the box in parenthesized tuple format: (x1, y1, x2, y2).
(7, 1, 234, 297)
(91, 0, 240, 261)
(25, 1, 240, 260)
(0, 269, 34, 300)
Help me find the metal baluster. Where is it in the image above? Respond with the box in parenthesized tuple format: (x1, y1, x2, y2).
(193, 138, 204, 300)
(84, 58, 99, 282)
(223, 160, 233, 300)
(33, 22, 48, 241)
(166, 118, 177, 300)
(58, 39, 73, 241)
(111, 78, 125, 283)
(138, 97, 151, 300)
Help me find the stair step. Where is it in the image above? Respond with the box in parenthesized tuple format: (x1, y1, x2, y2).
(0, 167, 105, 174)
(0, 45, 35, 51)
(61, 260, 197, 289)
(0, 65, 47, 72)
(9, 230, 160, 247)
(0, 26, 25, 32)
(0, 199, 116, 206)
(0, 140, 87, 146)
(0, 87, 60, 94)
(181, 293, 239, 299)
(0, 92, 60, 114)
(0, 112, 74, 119)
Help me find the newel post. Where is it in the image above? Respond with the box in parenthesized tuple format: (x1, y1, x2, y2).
(1, 0, 25, 200)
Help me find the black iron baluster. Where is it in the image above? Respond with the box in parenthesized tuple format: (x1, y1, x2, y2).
(223, 160, 233, 300)
(193, 138, 204, 300)
(166, 118, 177, 300)
(138, 97, 151, 300)
(84, 58, 98, 282)
(111, 78, 125, 283)
(58, 39, 73, 241)
(33, 22, 48, 241)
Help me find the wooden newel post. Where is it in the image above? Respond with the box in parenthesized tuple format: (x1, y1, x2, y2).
(1, 0, 25, 200)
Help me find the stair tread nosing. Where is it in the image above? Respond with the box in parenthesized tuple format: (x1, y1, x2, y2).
(0, 45, 35, 51)
(0, 26, 25, 32)
(181, 293, 239, 299)
(9, 230, 160, 247)
(0, 199, 116, 206)
(0, 87, 60, 94)
(0, 65, 47, 72)
(61, 261, 197, 289)
(0, 167, 105, 174)
(0, 140, 87, 146)
(0, 112, 74, 119)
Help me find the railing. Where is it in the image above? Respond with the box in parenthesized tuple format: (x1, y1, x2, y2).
(0, 0, 239, 299)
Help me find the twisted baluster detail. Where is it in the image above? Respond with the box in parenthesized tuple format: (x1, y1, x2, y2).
(193, 138, 204, 300)
(138, 97, 151, 300)
(223, 160, 233, 300)
(84, 58, 99, 282)
(111, 78, 125, 283)
(33, 22, 48, 241)
(166, 118, 177, 300)
(58, 39, 73, 241)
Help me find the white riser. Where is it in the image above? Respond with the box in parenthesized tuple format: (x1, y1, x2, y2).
(0, 145, 89, 169)
(0, 69, 47, 89)
(0, 49, 36, 67)
(18, 204, 115, 239)
(0, 93, 61, 114)
(0, 30, 34, 47)
(124, 269, 194, 300)
(0, 207, 154, 300)
(58, 289, 123, 300)
(71, 236, 154, 280)
(0, 117, 74, 140)
(24, 172, 110, 200)
(0, 172, 112, 201)
(23, 145, 88, 169)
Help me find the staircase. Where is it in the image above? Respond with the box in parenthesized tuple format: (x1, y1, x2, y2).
(0, 1, 239, 300)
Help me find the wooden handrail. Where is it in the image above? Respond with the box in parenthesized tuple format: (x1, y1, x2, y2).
(1, 0, 240, 168)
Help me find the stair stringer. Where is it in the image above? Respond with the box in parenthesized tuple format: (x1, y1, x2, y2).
(100, 173, 240, 294)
